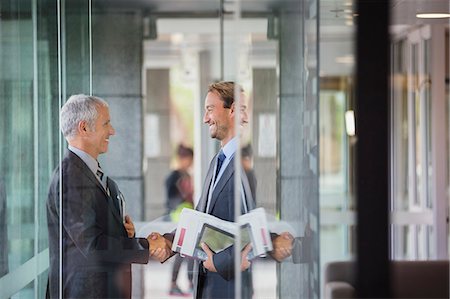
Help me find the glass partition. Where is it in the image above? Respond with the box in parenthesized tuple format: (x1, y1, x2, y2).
(390, 26, 440, 260)
(0, 0, 59, 297)
(1, 0, 321, 298)
(318, 0, 357, 288)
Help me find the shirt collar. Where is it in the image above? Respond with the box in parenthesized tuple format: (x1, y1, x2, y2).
(68, 145, 99, 175)
(221, 136, 238, 160)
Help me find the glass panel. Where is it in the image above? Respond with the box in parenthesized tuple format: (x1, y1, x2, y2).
(320, 86, 354, 265)
(0, 0, 58, 297)
(139, 5, 222, 298)
(65, 0, 91, 96)
(412, 43, 422, 207)
(391, 39, 411, 259)
(278, 0, 321, 294)
(390, 28, 438, 260)
(318, 0, 356, 290)
(234, 14, 277, 299)
(391, 40, 409, 213)
(1, 0, 35, 273)
(423, 38, 432, 209)
(46, 0, 93, 298)
(447, 30, 450, 256)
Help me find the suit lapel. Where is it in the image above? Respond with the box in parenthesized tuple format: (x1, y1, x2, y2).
(67, 151, 122, 224)
(196, 155, 216, 212)
(68, 151, 108, 197)
(106, 178, 124, 223)
(207, 156, 235, 214)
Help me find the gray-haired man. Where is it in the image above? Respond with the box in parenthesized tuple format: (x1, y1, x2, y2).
(46, 94, 171, 299)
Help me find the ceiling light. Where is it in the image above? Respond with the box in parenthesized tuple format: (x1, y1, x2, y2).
(336, 55, 354, 64)
(416, 13, 450, 19)
(345, 110, 356, 137)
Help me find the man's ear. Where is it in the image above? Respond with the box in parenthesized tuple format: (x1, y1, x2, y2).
(77, 121, 89, 135)
(229, 102, 235, 116)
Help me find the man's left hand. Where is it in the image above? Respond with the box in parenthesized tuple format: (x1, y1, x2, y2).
(240, 243, 252, 271)
(201, 243, 217, 272)
(124, 215, 135, 238)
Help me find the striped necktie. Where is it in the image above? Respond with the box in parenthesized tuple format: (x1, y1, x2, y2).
(96, 162, 121, 215)
(96, 162, 109, 194)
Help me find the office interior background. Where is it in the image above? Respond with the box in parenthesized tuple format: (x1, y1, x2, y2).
(0, 0, 449, 298)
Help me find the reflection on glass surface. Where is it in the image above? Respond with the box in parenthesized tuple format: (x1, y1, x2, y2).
(317, 0, 358, 291)
(390, 27, 437, 260)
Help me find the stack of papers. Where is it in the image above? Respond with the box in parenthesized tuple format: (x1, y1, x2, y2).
(172, 208, 273, 260)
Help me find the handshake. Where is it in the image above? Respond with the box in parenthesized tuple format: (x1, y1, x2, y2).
(145, 231, 297, 266)
(147, 232, 173, 262)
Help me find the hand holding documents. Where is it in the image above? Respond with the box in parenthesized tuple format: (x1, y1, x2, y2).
(172, 208, 273, 261)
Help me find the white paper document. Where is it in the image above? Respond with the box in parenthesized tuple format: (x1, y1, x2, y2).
(172, 208, 273, 261)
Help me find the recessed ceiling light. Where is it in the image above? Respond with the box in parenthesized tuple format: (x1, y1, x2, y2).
(416, 13, 450, 19)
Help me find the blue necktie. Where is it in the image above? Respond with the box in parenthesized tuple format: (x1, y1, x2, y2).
(214, 150, 226, 183)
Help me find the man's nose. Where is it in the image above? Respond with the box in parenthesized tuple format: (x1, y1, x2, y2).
(242, 112, 248, 123)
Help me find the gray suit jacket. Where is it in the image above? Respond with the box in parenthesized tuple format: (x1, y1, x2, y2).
(46, 151, 149, 299)
(193, 154, 255, 299)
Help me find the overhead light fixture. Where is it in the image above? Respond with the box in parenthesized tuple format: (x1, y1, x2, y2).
(336, 55, 354, 64)
(345, 110, 356, 137)
(416, 13, 450, 19)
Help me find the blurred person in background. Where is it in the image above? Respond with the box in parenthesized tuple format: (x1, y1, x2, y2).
(165, 144, 195, 296)
(241, 144, 256, 202)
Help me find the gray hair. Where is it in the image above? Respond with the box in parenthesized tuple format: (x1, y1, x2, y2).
(60, 94, 108, 138)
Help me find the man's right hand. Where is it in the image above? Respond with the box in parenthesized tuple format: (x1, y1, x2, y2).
(147, 232, 172, 262)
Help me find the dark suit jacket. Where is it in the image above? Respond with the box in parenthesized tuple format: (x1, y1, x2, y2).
(46, 151, 149, 299)
(194, 154, 255, 299)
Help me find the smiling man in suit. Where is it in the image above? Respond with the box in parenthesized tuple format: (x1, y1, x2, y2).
(46, 94, 170, 299)
(194, 81, 255, 299)
(160, 82, 293, 299)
